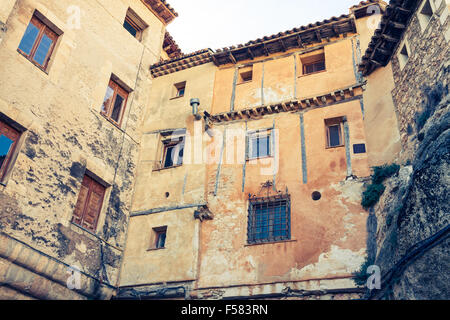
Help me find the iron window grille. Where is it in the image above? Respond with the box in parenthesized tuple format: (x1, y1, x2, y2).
(247, 193, 291, 244)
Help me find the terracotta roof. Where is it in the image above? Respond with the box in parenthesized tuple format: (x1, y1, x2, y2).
(141, 0, 178, 25)
(359, 0, 421, 76)
(163, 32, 183, 59)
(350, 0, 387, 18)
(150, 49, 213, 78)
(211, 14, 359, 65)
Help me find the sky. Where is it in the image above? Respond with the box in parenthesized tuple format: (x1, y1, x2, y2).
(166, 0, 363, 53)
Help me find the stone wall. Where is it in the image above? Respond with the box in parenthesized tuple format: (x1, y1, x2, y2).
(0, 0, 164, 299)
(390, 0, 449, 162)
(367, 0, 450, 300)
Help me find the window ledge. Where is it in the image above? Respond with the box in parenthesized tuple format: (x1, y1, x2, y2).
(247, 155, 274, 162)
(152, 164, 183, 172)
(100, 112, 125, 131)
(245, 239, 297, 247)
(170, 95, 185, 100)
(147, 247, 166, 251)
(325, 144, 345, 149)
(298, 69, 327, 78)
(237, 80, 253, 85)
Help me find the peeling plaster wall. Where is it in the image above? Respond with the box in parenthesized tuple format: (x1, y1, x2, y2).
(0, 0, 165, 299)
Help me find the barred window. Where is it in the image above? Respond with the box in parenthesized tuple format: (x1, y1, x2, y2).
(247, 195, 291, 244)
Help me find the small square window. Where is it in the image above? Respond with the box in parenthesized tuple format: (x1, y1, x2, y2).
(123, 8, 147, 41)
(398, 43, 409, 70)
(174, 82, 186, 98)
(17, 12, 62, 71)
(353, 143, 366, 154)
(301, 52, 326, 75)
(418, 0, 434, 32)
(157, 131, 185, 169)
(101, 77, 130, 127)
(247, 130, 272, 160)
(325, 117, 344, 148)
(239, 66, 253, 83)
(152, 226, 167, 249)
(0, 120, 21, 182)
(72, 174, 106, 232)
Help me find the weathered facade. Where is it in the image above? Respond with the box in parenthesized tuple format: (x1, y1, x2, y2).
(0, 0, 447, 300)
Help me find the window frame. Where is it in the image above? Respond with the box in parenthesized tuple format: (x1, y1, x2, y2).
(123, 8, 148, 41)
(71, 174, 107, 233)
(17, 15, 59, 72)
(161, 138, 185, 169)
(325, 117, 345, 149)
(417, 0, 435, 32)
(238, 66, 253, 84)
(247, 195, 291, 244)
(173, 81, 186, 98)
(0, 121, 21, 182)
(300, 52, 326, 76)
(247, 130, 273, 160)
(101, 78, 129, 128)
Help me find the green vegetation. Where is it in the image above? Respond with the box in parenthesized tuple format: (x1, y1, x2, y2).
(352, 256, 373, 287)
(361, 164, 400, 209)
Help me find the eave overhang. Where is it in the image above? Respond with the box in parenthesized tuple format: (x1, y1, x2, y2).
(211, 15, 358, 66)
(359, 0, 421, 76)
(141, 0, 178, 25)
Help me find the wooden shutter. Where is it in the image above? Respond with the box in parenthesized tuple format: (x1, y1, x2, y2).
(72, 175, 90, 225)
(72, 175, 106, 232)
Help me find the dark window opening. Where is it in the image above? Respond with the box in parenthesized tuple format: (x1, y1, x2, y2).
(101, 78, 129, 127)
(304, 60, 326, 74)
(17, 14, 60, 71)
(301, 52, 326, 75)
(325, 118, 344, 148)
(0, 121, 20, 181)
(247, 195, 291, 244)
(123, 9, 147, 41)
(353, 143, 366, 154)
(239, 66, 253, 83)
(174, 82, 186, 97)
(72, 174, 106, 232)
(153, 226, 167, 249)
(162, 139, 184, 168)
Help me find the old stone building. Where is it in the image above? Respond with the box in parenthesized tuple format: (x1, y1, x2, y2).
(0, 0, 448, 300)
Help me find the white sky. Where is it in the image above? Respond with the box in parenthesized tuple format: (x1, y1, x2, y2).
(166, 0, 362, 53)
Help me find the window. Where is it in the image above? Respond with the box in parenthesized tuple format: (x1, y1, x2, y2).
(238, 66, 253, 83)
(418, 0, 434, 32)
(325, 117, 344, 148)
(123, 8, 147, 41)
(398, 42, 410, 70)
(301, 51, 326, 75)
(173, 81, 186, 98)
(17, 13, 61, 71)
(157, 131, 185, 169)
(353, 143, 367, 154)
(247, 130, 272, 160)
(151, 226, 167, 249)
(247, 195, 291, 244)
(101, 78, 129, 127)
(0, 121, 21, 181)
(72, 174, 106, 232)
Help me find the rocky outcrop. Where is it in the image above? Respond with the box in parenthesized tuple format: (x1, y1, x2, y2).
(368, 95, 449, 299)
